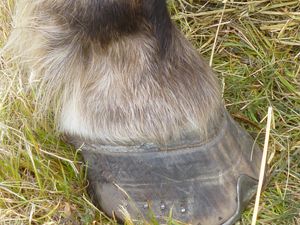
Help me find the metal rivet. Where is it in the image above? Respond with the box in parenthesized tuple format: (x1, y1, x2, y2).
(181, 207, 186, 213)
(143, 203, 149, 209)
(160, 204, 166, 210)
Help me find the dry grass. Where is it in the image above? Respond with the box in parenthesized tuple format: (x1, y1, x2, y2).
(1, 0, 299, 224)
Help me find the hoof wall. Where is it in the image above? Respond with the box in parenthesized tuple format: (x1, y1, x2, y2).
(81, 112, 263, 225)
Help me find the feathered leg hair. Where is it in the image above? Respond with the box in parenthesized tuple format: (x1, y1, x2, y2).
(6, 0, 222, 146)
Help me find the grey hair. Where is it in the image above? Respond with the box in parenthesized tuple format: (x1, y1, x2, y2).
(6, 0, 222, 146)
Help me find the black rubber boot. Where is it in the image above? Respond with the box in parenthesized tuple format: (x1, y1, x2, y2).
(80, 111, 262, 225)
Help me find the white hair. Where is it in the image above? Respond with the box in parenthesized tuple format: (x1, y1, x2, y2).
(6, 0, 222, 146)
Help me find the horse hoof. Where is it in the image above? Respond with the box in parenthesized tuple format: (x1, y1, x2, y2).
(81, 111, 263, 225)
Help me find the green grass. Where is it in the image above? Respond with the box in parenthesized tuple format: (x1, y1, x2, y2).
(1, 0, 300, 224)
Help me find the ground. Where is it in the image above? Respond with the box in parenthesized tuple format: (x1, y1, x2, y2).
(0, 0, 299, 224)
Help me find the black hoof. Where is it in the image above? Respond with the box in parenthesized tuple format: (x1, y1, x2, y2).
(81, 112, 263, 225)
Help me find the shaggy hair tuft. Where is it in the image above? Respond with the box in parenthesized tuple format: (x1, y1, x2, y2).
(6, 0, 223, 146)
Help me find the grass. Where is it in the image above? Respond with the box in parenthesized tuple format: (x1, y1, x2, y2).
(0, 0, 299, 224)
